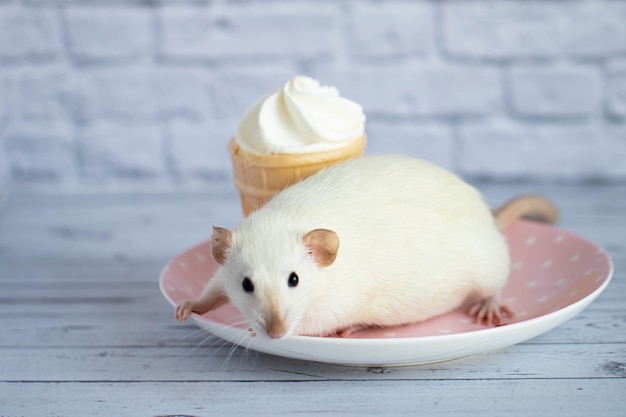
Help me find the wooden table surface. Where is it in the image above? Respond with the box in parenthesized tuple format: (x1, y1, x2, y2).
(1, 183, 624, 416)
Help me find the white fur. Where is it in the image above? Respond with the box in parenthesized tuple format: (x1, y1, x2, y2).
(214, 155, 510, 337)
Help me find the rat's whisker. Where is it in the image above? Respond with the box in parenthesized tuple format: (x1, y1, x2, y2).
(173, 317, 255, 369)
(239, 333, 260, 370)
(221, 335, 245, 370)
(221, 330, 256, 370)
(179, 331, 218, 360)
(174, 327, 207, 344)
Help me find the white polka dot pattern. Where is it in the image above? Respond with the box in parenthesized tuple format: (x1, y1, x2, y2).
(160, 220, 612, 340)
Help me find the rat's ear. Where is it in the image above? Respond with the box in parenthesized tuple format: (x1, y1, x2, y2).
(211, 226, 233, 265)
(303, 229, 339, 267)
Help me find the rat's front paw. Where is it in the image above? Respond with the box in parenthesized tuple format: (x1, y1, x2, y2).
(175, 300, 197, 324)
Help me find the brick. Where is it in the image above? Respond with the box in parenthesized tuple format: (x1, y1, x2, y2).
(64, 7, 153, 62)
(443, 2, 561, 59)
(348, 2, 433, 58)
(158, 4, 337, 59)
(17, 68, 79, 122)
(423, 66, 500, 116)
(166, 119, 233, 178)
(366, 121, 454, 169)
(2, 121, 75, 181)
(459, 122, 626, 179)
(561, 2, 626, 58)
(0, 5, 62, 62)
(24, 0, 209, 3)
(0, 146, 9, 191)
(78, 122, 164, 178)
(443, 1, 626, 59)
(208, 66, 305, 120)
(338, 66, 499, 117)
(0, 76, 11, 187)
(606, 61, 626, 117)
(0, 77, 7, 124)
(78, 68, 210, 122)
(0, 117, 9, 189)
(336, 67, 427, 116)
(509, 67, 600, 117)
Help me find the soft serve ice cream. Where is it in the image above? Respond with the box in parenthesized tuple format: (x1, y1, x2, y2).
(235, 76, 366, 154)
(228, 75, 367, 216)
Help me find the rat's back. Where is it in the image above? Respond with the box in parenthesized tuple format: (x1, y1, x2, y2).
(259, 154, 492, 233)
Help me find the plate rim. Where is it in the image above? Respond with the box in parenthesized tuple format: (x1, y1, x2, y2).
(159, 220, 614, 352)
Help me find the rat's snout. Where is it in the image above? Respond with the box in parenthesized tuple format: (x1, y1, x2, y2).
(266, 319, 288, 339)
(263, 300, 289, 339)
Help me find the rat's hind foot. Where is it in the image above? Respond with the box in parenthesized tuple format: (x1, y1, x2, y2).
(335, 325, 372, 338)
(468, 296, 514, 327)
(338, 327, 357, 338)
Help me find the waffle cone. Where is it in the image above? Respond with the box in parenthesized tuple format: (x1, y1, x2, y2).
(228, 135, 366, 216)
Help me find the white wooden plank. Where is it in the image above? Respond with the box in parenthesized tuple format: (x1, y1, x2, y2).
(1, 280, 622, 315)
(1, 185, 623, 264)
(0, 343, 624, 382)
(1, 379, 625, 417)
(0, 191, 241, 263)
(0, 185, 624, 416)
(0, 263, 162, 283)
(1, 253, 623, 309)
(0, 307, 624, 348)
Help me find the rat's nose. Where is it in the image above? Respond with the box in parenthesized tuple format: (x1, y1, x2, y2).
(265, 315, 288, 339)
(266, 327, 287, 339)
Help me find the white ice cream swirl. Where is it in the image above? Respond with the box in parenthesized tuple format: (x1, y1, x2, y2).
(236, 76, 366, 154)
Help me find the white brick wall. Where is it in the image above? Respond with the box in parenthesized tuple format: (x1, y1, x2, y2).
(442, 1, 626, 59)
(0, 0, 625, 192)
(508, 66, 601, 118)
(459, 122, 626, 178)
(607, 60, 626, 117)
(64, 7, 154, 63)
(158, 4, 337, 60)
(348, 2, 433, 58)
(4, 120, 75, 181)
(0, 6, 62, 62)
(78, 122, 163, 179)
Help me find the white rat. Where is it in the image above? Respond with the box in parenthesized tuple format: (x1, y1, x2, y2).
(175, 155, 557, 339)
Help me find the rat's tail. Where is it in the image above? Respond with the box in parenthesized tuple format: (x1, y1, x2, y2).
(492, 195, 559, 231)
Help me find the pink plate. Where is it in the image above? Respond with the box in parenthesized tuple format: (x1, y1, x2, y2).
(160, 220, 613, 366)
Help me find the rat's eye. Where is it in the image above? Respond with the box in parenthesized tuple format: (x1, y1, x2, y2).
(288, 272, 299, 288)
(242, 277, 254, 293)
